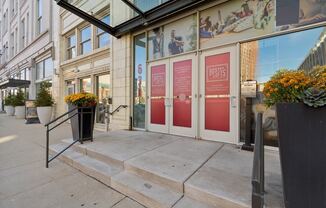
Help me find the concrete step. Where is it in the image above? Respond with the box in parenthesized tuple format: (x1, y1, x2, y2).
(111, 171, 182, 208)
(61, 138, 124, 169)
(49, 143, 122, 186)
(125, 160, 183, 193)
(173, 197, 217, 208)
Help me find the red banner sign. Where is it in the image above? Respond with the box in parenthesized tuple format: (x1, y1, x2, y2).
(205, 53, 230, 132)
(173, 59, 192, 127)
(151, 64, 166, 125)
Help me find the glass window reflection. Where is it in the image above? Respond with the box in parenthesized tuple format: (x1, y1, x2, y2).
(240, 27, 326, 147)
(96, 74, 110, 124)
(133, 33, 146, 128)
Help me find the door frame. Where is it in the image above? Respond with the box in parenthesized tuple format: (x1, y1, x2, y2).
(199, 44, 240, 144)
(168, 53, 198, 137)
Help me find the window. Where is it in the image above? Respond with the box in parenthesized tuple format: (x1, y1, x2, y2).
(21, 19, 25, 49)
(36, 57, 53, 80)
(10, 32, 14, 57)
(80, 77, 91, 93)
(80, 26, 91, 55)
(5, 42, 8, 61)
(96, 74, 110, 124)
(36, 61, 43, 80)
(67, 34, 76, 59)
(133, 33, 146, 128)
(240, 26, 326, 148)
(3, 10, 8, 35)
(26, 13, 29, 44)
(15, 28, 17, 55)
(20, 69, 26, 80)
(44, 58, 53, 78)
(97, 16, 110, 48)
(36, 0, 43, 34)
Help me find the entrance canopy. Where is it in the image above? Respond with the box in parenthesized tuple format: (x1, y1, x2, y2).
(55, 0, 210, 38)
(0, 79, 31, 89)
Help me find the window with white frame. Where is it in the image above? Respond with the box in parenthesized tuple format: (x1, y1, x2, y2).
(21, 19, 25, 49)
(80, 26, 91, 55)
(36, 57, 53, 81)
(97, 15, 110, 48)
(15, 28, 17, 55)
(67, 33, 76, 59)
(36, 0, 43, 35)
(10, 32, 14, 57)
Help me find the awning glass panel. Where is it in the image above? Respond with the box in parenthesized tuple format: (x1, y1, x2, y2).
(61, 0, 173, 27)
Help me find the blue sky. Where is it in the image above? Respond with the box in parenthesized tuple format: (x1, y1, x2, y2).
(256, 27, 324, 82)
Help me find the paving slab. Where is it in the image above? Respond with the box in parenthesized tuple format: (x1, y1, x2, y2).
(112, 197, 146, 208)
(125, 139, 222, 192)
(63, 130, 180, 164)
(173, 197, 217, 208)
(184, 145, 284, 208)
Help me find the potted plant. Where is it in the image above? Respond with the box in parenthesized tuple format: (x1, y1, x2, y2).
(13, 89, 26, 119)
(4, 92, 15, 116)
(35, 82, 54, 125)
(263, 67, 326, 208)
(64, 92, 97, 142)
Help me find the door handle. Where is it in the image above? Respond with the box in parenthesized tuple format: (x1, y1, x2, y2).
(231, 96, 237, 108)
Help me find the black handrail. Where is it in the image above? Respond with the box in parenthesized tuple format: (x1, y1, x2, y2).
(252, 112, 264, 208)
(45, 107, 94, 168)
(109, 105, 128, 115)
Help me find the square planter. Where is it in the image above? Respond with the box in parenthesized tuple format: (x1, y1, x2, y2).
(276, 103, 326, 208)
(68, 104, 96, 142)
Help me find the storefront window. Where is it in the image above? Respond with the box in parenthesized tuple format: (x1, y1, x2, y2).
(133, 33, 146, 128)
(240, 26, 326, 147)
(80, 77, 91, 93)
(96, 74, 110, 124)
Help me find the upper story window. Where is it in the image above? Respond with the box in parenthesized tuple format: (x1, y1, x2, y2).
(36, 0, 43, 35)
(10, 32, 14, 57)
(21, 19, 25, 49)
(3, 10, 8, 35)
(67, 33, 76, 59)
(80, 26, 91, 55)
(97, 15, 110, 48)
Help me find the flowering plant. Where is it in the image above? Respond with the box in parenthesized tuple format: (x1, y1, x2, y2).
(263, 68, 326, 108)
(64, 92, 97, 107)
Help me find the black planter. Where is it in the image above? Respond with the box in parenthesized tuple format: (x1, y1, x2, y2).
(276, 103, 326, 208)
(68, 104, 96, 142)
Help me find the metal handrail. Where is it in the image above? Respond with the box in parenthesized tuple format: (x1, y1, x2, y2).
(109, 105, 128, 115)
(45, 107, 94, 168)
(252, 112, 264, 208)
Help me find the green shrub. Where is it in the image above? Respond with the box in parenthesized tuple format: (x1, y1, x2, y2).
(4, 92, 14, 106)
(35, 82, 54, 107)
(12, 89, 25, 106)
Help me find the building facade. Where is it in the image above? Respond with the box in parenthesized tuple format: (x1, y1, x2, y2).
(0, 0, 56, 112)
(2, 0, 326, 147)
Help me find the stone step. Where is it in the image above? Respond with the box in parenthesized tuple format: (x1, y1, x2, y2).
(49, 143, 122, 186)
(61, 138, 124, 169)
(111, 171, 182, 208)
(125, 160, 183, 193)
(173, 197, 218, 208)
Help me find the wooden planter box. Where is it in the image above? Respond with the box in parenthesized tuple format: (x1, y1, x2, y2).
(276, 103, 326, 208)
(68, 104, 96, 142)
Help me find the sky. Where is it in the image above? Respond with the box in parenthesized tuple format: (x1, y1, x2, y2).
(256, 27, 324, 83)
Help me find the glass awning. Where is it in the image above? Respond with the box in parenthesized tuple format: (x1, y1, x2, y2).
(55, 0, 207, 38)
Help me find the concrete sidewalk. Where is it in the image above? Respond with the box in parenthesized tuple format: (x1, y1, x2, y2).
(0, 114, 144, 208)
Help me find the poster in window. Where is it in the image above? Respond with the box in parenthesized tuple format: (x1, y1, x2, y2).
(276, 0, 326, 31)
(148, 14, 197, 60)
(200, 0, 275, 49)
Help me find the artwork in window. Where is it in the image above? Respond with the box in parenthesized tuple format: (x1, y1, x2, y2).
(148, 14, 197, 60)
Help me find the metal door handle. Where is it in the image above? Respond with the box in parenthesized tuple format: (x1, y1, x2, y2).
(231, 96, 237, 108)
